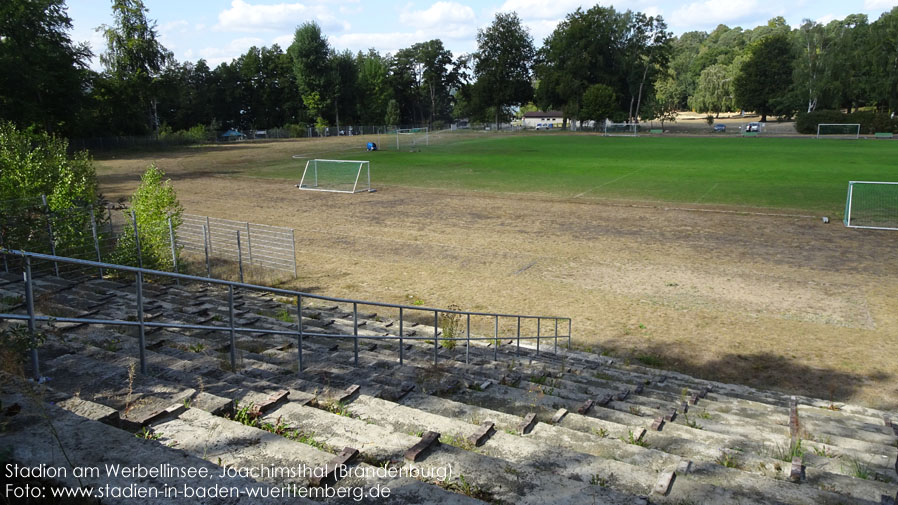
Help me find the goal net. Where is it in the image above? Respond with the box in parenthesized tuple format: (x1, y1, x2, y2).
(843, 181, 898, 230)
(296, 158, 371, 193)
(603, 121, 639, 137)
(817, 123, 860, 139)
(396, 127, 429, 151)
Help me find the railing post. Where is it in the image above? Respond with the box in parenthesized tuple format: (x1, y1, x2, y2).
(433, 310, 439, 365)
(168, 217, 179, 284)
(24, 256, 39, 381)
(202, 224, 211, 277)
(136, 271, 146, 374)
(290, 229, 297, 278)
(353, 302, 359, 366)
(228, 285, 236, 370)
(536, 317, 541, 355)
(494, 316, 499, 361)
(131, 210, 143, 269)
(466, 313, 470, 364)
(296, 295, 303, 372)
(516, 316, 521, 355)
(554, 319, 558, 354)
(41, 195, 59, 277)
(399, 307, 404, 365)
(90, 208, 103, 278)
(236, 230, 244, 283)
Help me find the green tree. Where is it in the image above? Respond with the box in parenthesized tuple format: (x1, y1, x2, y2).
(384, 99, 400, 127)
(113, 163, 182, 270)
(473, 12, 535, 129)
(0, 0, 91, 135)
(288, 22, 333, 128)
(0, 122, 101, 255)
(99, 0, 172, 134)
(690, 64, 733, 117)
(356, 49, 391, 125)
(733, 33, 795, 121)
(580, 84, 617, 128)
(868, 8, 898, 112)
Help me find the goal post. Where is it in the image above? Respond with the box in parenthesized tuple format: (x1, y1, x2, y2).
(396, 127, 429, 150)
(602, 121, 639, 137)
(843, 181, 898, 230)
(817, 123, 860, 139)
(295, 158, 372, 193)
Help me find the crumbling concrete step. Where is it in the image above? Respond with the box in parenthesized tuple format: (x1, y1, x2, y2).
(151, 408, 480, 504)
(1, 382, 290, 504)
(266, 401, 645, 505)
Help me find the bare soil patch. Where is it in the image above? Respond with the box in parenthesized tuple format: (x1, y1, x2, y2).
(95, 140, 898, 409)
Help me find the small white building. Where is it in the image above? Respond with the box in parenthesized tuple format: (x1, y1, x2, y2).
(522, 111, 563, 129)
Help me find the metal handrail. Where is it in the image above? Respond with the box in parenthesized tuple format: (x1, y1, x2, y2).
(1, 249, 572, 379)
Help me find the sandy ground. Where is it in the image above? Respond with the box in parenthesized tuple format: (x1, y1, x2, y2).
(95, 138, 898, 410)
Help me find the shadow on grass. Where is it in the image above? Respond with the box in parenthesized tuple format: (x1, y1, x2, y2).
(587, 338, 892, 408)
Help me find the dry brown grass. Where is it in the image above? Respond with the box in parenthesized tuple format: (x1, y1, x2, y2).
(94, 137, 898, 410)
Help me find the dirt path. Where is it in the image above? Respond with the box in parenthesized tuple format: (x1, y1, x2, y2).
(96, 147, 898, 410)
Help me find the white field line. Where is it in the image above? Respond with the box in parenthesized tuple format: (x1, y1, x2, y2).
(573, 166, 647, 198)
(694, 182, 719, 204)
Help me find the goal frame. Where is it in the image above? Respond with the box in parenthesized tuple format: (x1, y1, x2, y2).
(602, 121, 639, 137)
(816, 123, 860, 140)
(396, 127, 429, 150)
(843, 181, 898, 230)
(296, 158, 372, 193)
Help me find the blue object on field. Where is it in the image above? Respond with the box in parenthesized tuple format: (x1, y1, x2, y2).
(367, 142, 377, 151)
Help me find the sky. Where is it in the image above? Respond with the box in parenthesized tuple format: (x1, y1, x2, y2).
(67, 0, 898, 69)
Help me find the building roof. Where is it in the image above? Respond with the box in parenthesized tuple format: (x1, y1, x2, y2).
(522, 111, 563, 118)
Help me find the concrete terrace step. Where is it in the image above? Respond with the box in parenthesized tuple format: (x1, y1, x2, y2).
(1, 379, 291, 504)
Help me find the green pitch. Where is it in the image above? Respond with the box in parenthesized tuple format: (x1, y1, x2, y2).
(258, 134, 896, 214)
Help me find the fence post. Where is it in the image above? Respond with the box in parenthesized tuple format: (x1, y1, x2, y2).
(24, 256, 40, 381)
(568, 319, 572, 350)
(202, 224, 211, 277)
(517, 316, 521, 355)
(245, 222, 253, 266)
(136, 270, 146, 374)
(466, 313, 470, 364)
(353, 302, 359, 366)
(290, 229, 297, 278)
(131, 210, 143, 269)
(41, 195, 59, 277)
(168, 217, 179, 283)
(399, 307, 404, 365)
(236, 230, 244, 283)
(205, 216, 213, 255)
(89, 208, 103, 278)
(433, 310, 439, 365)
(296, 295, 303, 373)
(228, 285, 236, 370)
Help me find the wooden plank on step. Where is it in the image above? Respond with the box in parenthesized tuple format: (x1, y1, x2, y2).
(467, 422, 496, 447)
(404, 431, 440, 462)
(518, 413, 538, 435)
(310, 447, 358, 486)
(653, 470, 676, 496)
(551, 408, 568, 425)
(577, 399, 594, 415)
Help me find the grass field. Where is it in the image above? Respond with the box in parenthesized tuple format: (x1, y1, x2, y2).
(245, 134, 897, 214)
(94, 132, 898, 409)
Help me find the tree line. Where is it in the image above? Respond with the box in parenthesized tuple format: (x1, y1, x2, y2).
(2, 0, 897, 139)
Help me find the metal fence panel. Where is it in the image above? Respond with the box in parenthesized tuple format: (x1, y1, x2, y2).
(179, 214, 296, 277)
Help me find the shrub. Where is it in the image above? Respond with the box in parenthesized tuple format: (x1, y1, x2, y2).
(112, 163, 183, 270)
(0, 121, 104, 254)
(795, 110, 898, 134)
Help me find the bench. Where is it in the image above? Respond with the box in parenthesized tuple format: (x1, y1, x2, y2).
(650, 129, 663, 134)
(874, 132, 893, 139)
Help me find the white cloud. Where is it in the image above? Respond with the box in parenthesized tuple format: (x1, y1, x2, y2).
(815, 13, 836, 24)
(494, 0, 586, 21)
(864, 0, 897, 9)
(198, 36, 265, 67)
(398, 2, 477, 40)
(216, 0, 349, 33)
(670, 0, 774, 30)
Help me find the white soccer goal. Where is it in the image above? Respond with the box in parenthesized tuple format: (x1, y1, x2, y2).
(295, 158, 372, 193)
(603, 121, 639, 137)
(396, 127, 429, 150)
(843, 181, 898, 230)
(817, 123, 860, 139)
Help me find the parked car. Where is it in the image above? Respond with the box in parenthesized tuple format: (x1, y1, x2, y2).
(745, 122, 761, 132)
(713, 124, 726, 132)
